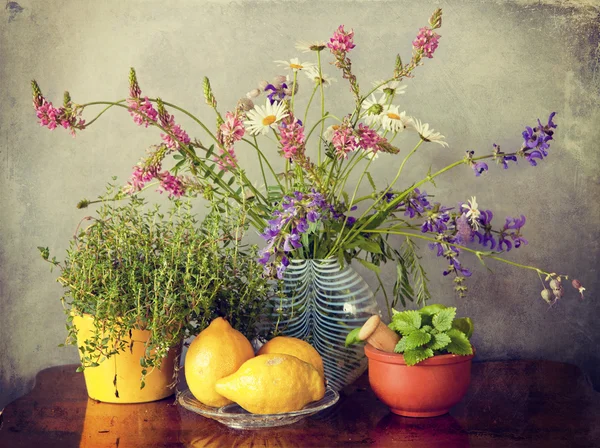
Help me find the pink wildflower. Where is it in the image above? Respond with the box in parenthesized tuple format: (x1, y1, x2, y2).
(218, 111, 245, 148)
(327, 25, 356, 55)
(331, 126, 358, 159)
(158, 111, 191, 151)
(158, 171, 186, 197)
(278, 117, 305, 159)
(214, 147, 239, 171)
(412, 27, 440, 58)
(124, 165, 159, 193)
(356, 123, 384, 152)
(35, 100, 60, 130)
(127, 97, 158, 128)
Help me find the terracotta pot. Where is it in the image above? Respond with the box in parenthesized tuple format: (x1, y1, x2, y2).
(365, 343, 475, 417)
(72, 313, 181, 404)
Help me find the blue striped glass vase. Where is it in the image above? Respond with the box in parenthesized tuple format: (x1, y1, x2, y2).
(271, 259, 381, 391)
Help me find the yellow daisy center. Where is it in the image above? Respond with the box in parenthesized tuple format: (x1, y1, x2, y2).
(262, 115, 277, 126)
(387, 113, 401, 120)
(290, 63, 303, 69)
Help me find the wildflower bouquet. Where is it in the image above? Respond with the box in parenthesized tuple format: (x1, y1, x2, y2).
(31, 8, 585, 316)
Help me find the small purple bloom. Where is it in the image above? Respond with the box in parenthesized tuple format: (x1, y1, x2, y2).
(473, 161, 488, 176)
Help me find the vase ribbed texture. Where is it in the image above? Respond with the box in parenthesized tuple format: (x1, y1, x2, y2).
(272, 259, 380, 390)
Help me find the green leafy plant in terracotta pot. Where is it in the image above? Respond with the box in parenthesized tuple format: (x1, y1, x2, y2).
(39, 184, 274, 403)
(346, 304, 474, 417)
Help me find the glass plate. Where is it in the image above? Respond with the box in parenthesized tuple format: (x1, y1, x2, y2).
(177, 387, 339, 429)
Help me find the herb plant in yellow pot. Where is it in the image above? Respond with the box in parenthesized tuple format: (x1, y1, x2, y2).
(40, 186, 273, 403)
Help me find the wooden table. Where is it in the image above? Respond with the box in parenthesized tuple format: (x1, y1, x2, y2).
(1, 360, 599, 447)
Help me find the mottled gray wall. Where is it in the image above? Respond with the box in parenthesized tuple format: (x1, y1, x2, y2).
(1, 0, 599, 409)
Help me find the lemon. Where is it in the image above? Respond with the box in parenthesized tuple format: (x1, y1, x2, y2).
(257, 336, 325, 379)
(184, 317, 254, 407)
(215, 353, 326, 414)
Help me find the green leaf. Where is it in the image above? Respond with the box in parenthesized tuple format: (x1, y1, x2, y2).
(356, 258, 381, 274)
(419, 304, 447, 316)
(356, 239, 383, 255)
(75, 366, 84, 373)
(394, 337, 407, 353)
(452, 318, 474, 339)
(445, 329, 473, 355)
(403, 347, 434, 366)
(389, 310, 421, 336)
(429, 332, 451, 351)
(366, 171, 377, 191)
(432, 307, 456, 332)
(345, 328, 363, 347)
(404, 330, 431, 350)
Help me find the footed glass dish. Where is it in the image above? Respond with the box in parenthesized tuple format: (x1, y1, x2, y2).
(177, 387, 339, 429)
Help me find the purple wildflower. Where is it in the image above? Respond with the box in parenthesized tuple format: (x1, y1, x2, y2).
(493, 144, 518, 169)
(520, 112, 557, 166)
(421, 204, 452, 233)
(258, 190, 333, 279)
(399, 188, 431, 218)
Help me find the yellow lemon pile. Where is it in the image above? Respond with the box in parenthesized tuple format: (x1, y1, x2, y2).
(184, 319, 325, 414)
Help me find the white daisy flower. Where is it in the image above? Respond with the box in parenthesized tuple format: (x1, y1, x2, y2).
(244, 100, 288, 136)
(373, 79, 408, 97)
(274, 57, 315, 72)
(303, 66, 336, 87)
(295, 40, 327, 53)
(461, 196, 481, 230)
(409, 118, 448, 147)
(361, 94, 386, 126)
(380, 106, 411, 133)
(322, 124, 341, 142)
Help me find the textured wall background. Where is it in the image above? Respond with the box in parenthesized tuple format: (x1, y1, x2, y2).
(1, 0, 599, 410)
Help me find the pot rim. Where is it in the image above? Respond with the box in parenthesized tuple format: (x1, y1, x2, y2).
(365, 342, 475, 366)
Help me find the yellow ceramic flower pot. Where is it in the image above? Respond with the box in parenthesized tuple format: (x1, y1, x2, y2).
(72, 313, 181, 403)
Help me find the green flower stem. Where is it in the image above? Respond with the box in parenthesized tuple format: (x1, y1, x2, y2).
(243, 136, 273, 188)
(335, 151, 368, 199)
(334, 139, 424, 252)
(303, 84, 319, 128)
(330, 156, 374, 251)
(305, 114, 340, 143)
(350, 77, 394, 127)
(157, 99, 219, 145)
(366, 228, 553, 277)
(375, 271, 392, 321)
(81, 100, 265, 228)
(81, 100, 128, 126)
(325, 139, 423, 258)
(317, 50, 326, 164)
(136, 99, 267, 206)
(291, 71, 298, 111)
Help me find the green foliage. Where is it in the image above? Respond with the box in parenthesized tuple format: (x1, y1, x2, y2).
(388, 310, 421, 336)
(41, 187, 275, 382)
(445, 329, 473, 355)
(389, 304, 473, 365)
(345, 328, 362, 347)
(452, 317, 474, 339)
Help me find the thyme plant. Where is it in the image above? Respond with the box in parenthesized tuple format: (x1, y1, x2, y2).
(40, 185, 273, 386)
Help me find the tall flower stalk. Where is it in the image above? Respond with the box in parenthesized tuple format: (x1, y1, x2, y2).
(31, 8, 585, 314)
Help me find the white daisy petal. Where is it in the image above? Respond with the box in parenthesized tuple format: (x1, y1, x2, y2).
(372, 80, 408, 96)
(303, 66, 336, 87)
(295, 40, 327, 53)
(361, 94, 387, 126)
(274, 57, 315, 72)
(380, 106, 411, 133)
(409, 118, 448, 147)
(244, 100, 289, 135)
